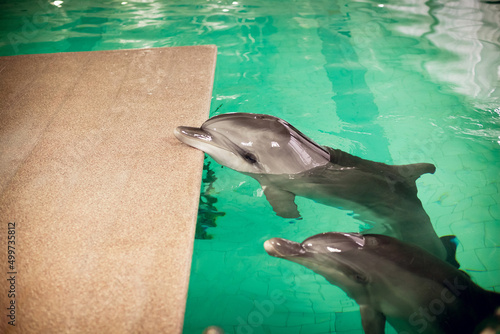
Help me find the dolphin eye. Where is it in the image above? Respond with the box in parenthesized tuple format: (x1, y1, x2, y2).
(243, 152, 258, 164)
(354, 274, 368, 284)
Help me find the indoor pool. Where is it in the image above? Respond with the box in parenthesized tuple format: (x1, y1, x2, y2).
(1, 0, 499, 333)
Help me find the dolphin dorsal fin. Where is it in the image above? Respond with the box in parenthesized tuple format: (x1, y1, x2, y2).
(326, 146, 437, 196)
(394, 163, 436, 183)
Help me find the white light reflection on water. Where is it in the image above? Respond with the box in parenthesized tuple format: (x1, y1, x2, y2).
(51, 0, 63, 7)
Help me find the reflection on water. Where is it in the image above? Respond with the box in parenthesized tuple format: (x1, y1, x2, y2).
(384, 0, 500, 132)
(425, 0, 500, 108)
(312, 0, 393, 161)
(196, 160, 225, 240)
(368, 0, 500, 143)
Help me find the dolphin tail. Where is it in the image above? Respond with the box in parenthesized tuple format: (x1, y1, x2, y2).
(440, 235, 461, 268)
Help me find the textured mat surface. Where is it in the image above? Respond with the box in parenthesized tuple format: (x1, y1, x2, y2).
(0, 45, 216, 333)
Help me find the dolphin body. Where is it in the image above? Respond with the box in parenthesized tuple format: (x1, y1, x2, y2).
(174, 113, 455, 265)
(264, 232, 500, 334)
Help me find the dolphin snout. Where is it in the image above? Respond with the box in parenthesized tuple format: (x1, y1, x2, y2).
(264, 238, 304, 258)
(174, 126, 212, 146)
(173, 126, 184, 139)
(174, 126, 200, 140)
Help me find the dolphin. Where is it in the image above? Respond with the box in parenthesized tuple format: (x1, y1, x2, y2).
(264, 232, 500, 334)
(174, 113, 456, 265)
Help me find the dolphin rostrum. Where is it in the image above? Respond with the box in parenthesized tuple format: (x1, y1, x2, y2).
(264, 232, 500, 334)
(174, 113, 456, 265)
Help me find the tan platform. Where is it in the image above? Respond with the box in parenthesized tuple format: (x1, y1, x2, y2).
(0, 45, 216, 333)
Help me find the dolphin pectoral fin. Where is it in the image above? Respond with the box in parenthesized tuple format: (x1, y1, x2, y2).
(262, 186, 301, 219)
(360, 305, 386, 334)
(440, 235, 461, 268)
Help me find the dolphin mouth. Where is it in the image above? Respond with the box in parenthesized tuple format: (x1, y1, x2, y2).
(264, 238, 305, 258)
(174, 126, 212, 144)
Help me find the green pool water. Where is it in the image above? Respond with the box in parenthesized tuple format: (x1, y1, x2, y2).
(1, 0, 499, 333)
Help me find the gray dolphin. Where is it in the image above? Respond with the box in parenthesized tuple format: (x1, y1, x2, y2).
(264, 232, 500, 334)
(174, 113, 455, 265)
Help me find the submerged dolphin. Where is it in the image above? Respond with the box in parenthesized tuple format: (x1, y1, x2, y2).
(264, 232, 500, 334)
(174, 113, 454, 265)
